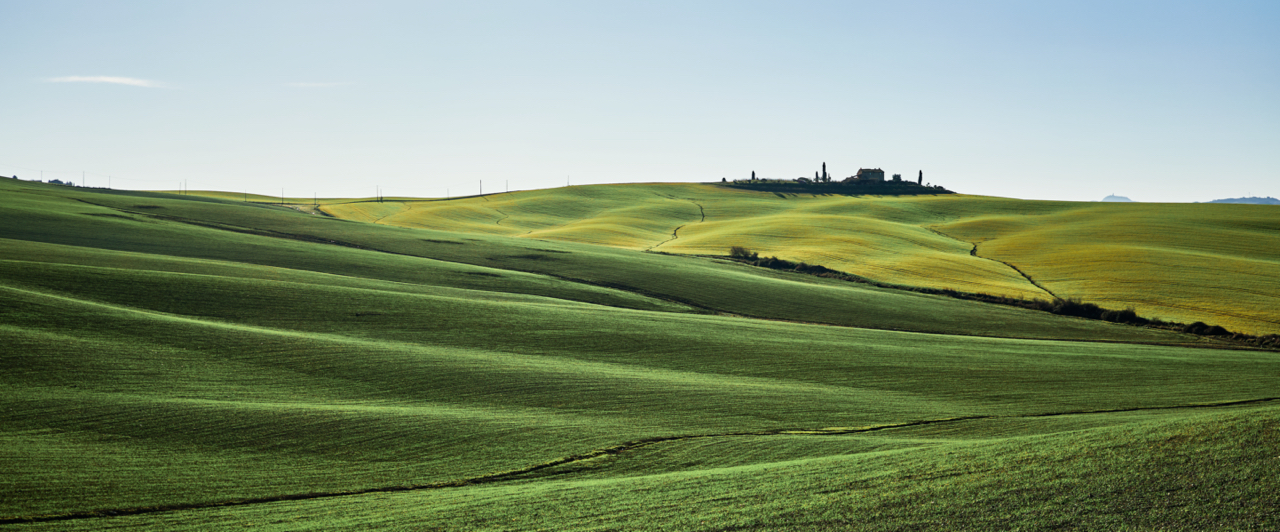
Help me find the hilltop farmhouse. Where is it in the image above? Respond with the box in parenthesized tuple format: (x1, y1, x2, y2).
(727, 164, 949, 195)
(845, 168, 885, 182)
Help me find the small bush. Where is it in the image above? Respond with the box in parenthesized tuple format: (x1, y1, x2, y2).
(728, 246, 758, 261)
(1202, 325, 1230, 336)
(755, 256, 786, 269)
(1183, 322, 1210, 335)
(1049, 297, 1105, 320)
(1100, 307, 1146, 325)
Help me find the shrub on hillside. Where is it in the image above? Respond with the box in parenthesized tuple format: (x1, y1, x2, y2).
(729, 246, 758, 261)
(1183, 322, 1230, 336)
(754, 256, 788, 269)
(1183, 322, 1210, 334)
(1254, 334, 1280, 348)
(1051, 297, 1105, 319)
(1203, 325, 1230, 336)
(793, 262, 840, 275)
(1100, 307, 1147, 325)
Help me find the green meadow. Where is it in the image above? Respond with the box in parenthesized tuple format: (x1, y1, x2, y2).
(2, 178, 1277, 530)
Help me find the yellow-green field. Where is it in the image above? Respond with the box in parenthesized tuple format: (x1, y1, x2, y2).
(318, 183, 1279, 334)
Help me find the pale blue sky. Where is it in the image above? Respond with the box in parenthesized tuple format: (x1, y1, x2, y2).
(3, 1, 1276, 202)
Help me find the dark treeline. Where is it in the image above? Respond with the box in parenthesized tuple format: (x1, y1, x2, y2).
(721, 180, 954, 196)
(725, 246, 1279, 349)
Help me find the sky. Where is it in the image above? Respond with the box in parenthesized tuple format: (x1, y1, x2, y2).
(2, 0, 1277, 202)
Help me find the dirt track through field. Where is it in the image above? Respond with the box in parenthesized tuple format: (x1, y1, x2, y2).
(648, 198, 704, 251)
(927, 226, 1059, 299)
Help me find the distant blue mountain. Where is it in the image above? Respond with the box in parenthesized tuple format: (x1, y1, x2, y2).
(1204, 196, 1280, 205)
(1101, 195, 1133, 202)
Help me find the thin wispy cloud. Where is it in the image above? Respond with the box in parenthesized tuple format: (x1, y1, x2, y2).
(46, 76, 165, 88)
(287, 82, 352, 88)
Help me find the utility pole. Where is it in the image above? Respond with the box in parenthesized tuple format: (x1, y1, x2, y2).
(480, 180, 483, 195)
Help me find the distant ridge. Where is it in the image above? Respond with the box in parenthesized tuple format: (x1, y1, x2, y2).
(1204, 196, 1280, 205)
(1101, 194, 1133, 202)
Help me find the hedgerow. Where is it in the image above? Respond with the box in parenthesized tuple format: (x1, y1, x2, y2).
(725, 247, 1279, 348)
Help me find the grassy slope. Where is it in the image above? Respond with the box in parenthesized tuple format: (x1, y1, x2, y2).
(933, 200, 1280, 334)
(0, 180, 1195, 344)
(323, 184, 1048, 301)
(29, 406, 1276, 531)
(12, 244, 1275, 517)
(2, 180, 1278, 529)
(324, 183, 1280, 334)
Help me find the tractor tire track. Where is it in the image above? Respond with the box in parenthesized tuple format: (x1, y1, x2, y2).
(690, 199, 706, 222)
(647, 224, 686, 251)
(647, 198, 705, 251)
(927, 226, 1059, 300)
(992, 251, 1059, 299)
(4, 396, 1276, 526)
(370, 206, 400, 224)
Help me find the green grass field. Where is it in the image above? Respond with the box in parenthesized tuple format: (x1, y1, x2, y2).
(2, 179, 1277, 530)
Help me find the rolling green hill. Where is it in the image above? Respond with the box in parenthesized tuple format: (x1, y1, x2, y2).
(2, 178, 1277, 530)
(322, 183, 1280, 334)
